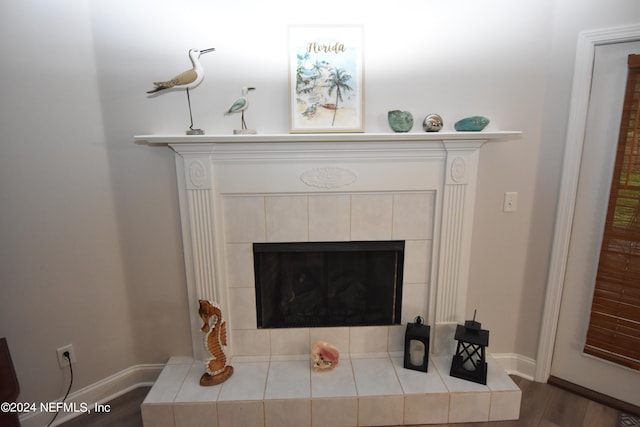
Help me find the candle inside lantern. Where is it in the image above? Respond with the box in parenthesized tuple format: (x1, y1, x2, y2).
(462, 350, 479, 371)
(409, 339, 425, 366)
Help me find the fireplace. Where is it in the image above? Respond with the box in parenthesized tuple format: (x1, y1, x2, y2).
(140, 132, 521, 359)
(140, 132, 523, 427)
(253, 240, 404, 329)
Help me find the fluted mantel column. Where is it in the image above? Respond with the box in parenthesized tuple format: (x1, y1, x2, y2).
(433, 142, 481, 355)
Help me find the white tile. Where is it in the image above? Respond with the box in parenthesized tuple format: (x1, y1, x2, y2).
(217, 361, 268, 401)
(449, 392, 491, 423)
(217, 401, 264, 427)
(308, 195, 351, 241)
(390, 356, 448, 394)
(387, 324, 405, 352)
(270, 328, 310, 355)
(404, 393, 449, 425)
(351, 357, 402, 396)
(401, 283, 429, 324)
(403, 239, 431, 284)
(311, 398, 357, 427)
(487, 360, 522, 421)
(144, 363, 191, 404)
(350, 194, 393, 240)
(166, 356, 195, 365)
(228, 287, 257, 330)
(141, 403, 175, 427)
(174, 364, 222, 403)
(264, 399, 311, 427)
(486, 354, 521, 391)
(231, 329, 270, 356)
(349, 352, 389, 360)
(349, 326, 388, 353)
(223, 196, 265, 243)
(230, 355, 270, 364)
(265, 360, 311, 399)
(487, 364, 522, 421)
(392, 192, 435, 240)
(270, 354, 310, 362)
(311, 359, 357, 398)
(173, 403, 218, 427)
(490, 390, 522, 421)
(266, 196, 308, 242)
(225, 243, 254, 288)
(357, 395, 403, 426)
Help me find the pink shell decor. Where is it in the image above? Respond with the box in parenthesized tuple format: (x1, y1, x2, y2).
(312, 341, 340, 371)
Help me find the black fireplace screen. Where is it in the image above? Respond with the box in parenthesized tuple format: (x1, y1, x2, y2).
(253, 241, 404, 328)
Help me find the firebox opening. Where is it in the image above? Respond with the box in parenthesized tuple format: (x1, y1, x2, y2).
(253, 241, 404, 329)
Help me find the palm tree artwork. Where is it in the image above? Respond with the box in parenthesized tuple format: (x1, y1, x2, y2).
(293, 37, 360, 130)
(326, 67, 353, 126)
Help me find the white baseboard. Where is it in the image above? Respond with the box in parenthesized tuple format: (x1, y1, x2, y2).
(491, 352, 537, 381)
(18, 363, 163, 427)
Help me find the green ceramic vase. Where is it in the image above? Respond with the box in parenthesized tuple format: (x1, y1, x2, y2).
(388, 110, 414, 132)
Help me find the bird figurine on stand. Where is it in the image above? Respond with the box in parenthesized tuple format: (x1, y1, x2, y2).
(224, 86, 256, 134)
(146, 47, 215, 135)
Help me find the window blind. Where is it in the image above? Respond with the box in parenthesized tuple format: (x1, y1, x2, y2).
(584, 54, 640, 370)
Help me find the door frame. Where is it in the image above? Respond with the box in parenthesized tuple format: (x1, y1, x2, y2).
(535, 23, 640, 383)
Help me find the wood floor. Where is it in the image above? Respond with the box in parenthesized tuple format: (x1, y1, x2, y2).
(60, 376, 622, 427)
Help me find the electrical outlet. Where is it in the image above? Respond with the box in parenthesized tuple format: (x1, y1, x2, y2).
(503, 192, 518, 213)
(56, 344, 76, 368)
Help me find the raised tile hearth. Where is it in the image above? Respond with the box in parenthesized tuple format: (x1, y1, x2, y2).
(141, 352, 521, 427)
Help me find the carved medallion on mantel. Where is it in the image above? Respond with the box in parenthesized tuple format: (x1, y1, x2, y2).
(300, 167, 358, 189)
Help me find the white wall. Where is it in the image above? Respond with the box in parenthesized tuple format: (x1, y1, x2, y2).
(0, 0, 191, 406)
(1, 0, 639, 407)
(0, 1, 138, 405)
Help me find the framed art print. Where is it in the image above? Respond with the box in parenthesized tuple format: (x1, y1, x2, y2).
(289, 25, 364, 133)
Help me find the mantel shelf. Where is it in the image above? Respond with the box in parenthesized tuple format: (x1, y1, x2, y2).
(135, 131, 521, 145)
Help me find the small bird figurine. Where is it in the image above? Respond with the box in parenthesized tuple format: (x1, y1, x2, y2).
(224, 86, 255, 133)
(147, 47, 215, 134)
(147, 48, 215, 94)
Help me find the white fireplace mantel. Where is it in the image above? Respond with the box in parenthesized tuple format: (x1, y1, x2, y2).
(136, 131, 521, 360)
(135, 131, 520, 145)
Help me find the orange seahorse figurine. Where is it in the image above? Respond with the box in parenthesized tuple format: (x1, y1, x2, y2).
(198, 299, 234, 386)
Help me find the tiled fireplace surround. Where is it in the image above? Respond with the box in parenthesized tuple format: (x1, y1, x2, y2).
(138, 132, 522, 426)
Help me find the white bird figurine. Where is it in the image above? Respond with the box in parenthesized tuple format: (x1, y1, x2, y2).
(224, 87, 255, 132)
(147, 47, 215, 134)
(147, 48, 215, 94)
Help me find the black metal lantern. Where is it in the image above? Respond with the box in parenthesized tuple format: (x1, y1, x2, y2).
(404, 316, 430, 372)
(449, 311, 489, 385)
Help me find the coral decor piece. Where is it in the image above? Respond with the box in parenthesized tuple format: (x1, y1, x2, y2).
(198, 299, 233, 386)
(312, 341, 340, 371)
